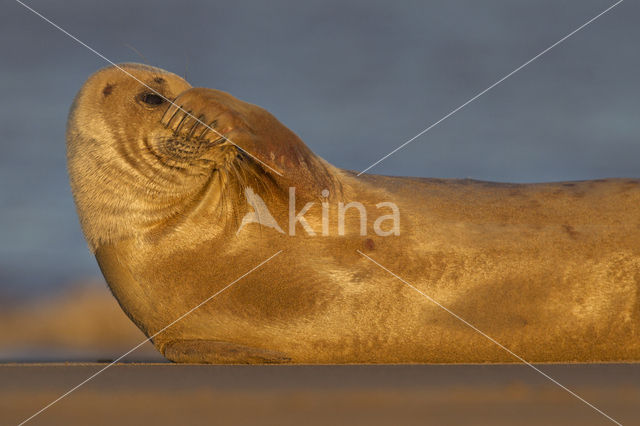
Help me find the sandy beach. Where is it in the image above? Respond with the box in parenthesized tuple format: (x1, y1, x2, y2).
(2, 363, 639, 425)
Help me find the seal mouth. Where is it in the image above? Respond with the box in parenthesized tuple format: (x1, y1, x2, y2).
(151, 135, 226, 162)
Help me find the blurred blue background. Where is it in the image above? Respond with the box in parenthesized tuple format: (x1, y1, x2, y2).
(1, 0, 638, 300)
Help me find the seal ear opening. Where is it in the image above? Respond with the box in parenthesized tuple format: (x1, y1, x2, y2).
(102, 84, 114, 97)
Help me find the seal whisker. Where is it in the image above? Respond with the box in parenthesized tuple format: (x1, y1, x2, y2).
(187, 115, 205, 139)
(163, 104, 184, 129)
(199, 120, 218, 140)
(159, 96, 179, 123)
(211, 136, 227, 146)
(173, 111, 191, 135)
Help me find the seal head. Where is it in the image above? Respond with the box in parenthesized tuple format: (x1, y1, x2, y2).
(67, 63, 336, 251)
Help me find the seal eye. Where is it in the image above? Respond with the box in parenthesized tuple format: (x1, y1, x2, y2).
(138, 92, 166, 106)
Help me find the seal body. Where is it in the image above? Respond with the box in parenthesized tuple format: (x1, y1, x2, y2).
(67, 64, 640, 363)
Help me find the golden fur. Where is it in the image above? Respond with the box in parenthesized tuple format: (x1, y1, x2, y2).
(67, 64, 640, 363)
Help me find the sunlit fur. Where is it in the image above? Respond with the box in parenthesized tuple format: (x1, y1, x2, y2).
(67, 64, 280, 251)
(68, 64, 640, 364)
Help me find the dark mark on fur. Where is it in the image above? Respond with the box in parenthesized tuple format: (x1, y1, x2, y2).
(364, 238, 375, 251)
(102, 84, 114, 97)
(563, 224, 579, 239)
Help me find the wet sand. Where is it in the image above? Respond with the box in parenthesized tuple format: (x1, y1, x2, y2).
(2, 363, 639, 426)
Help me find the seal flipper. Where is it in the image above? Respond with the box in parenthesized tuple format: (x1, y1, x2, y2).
(162, 340, 292, 364)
